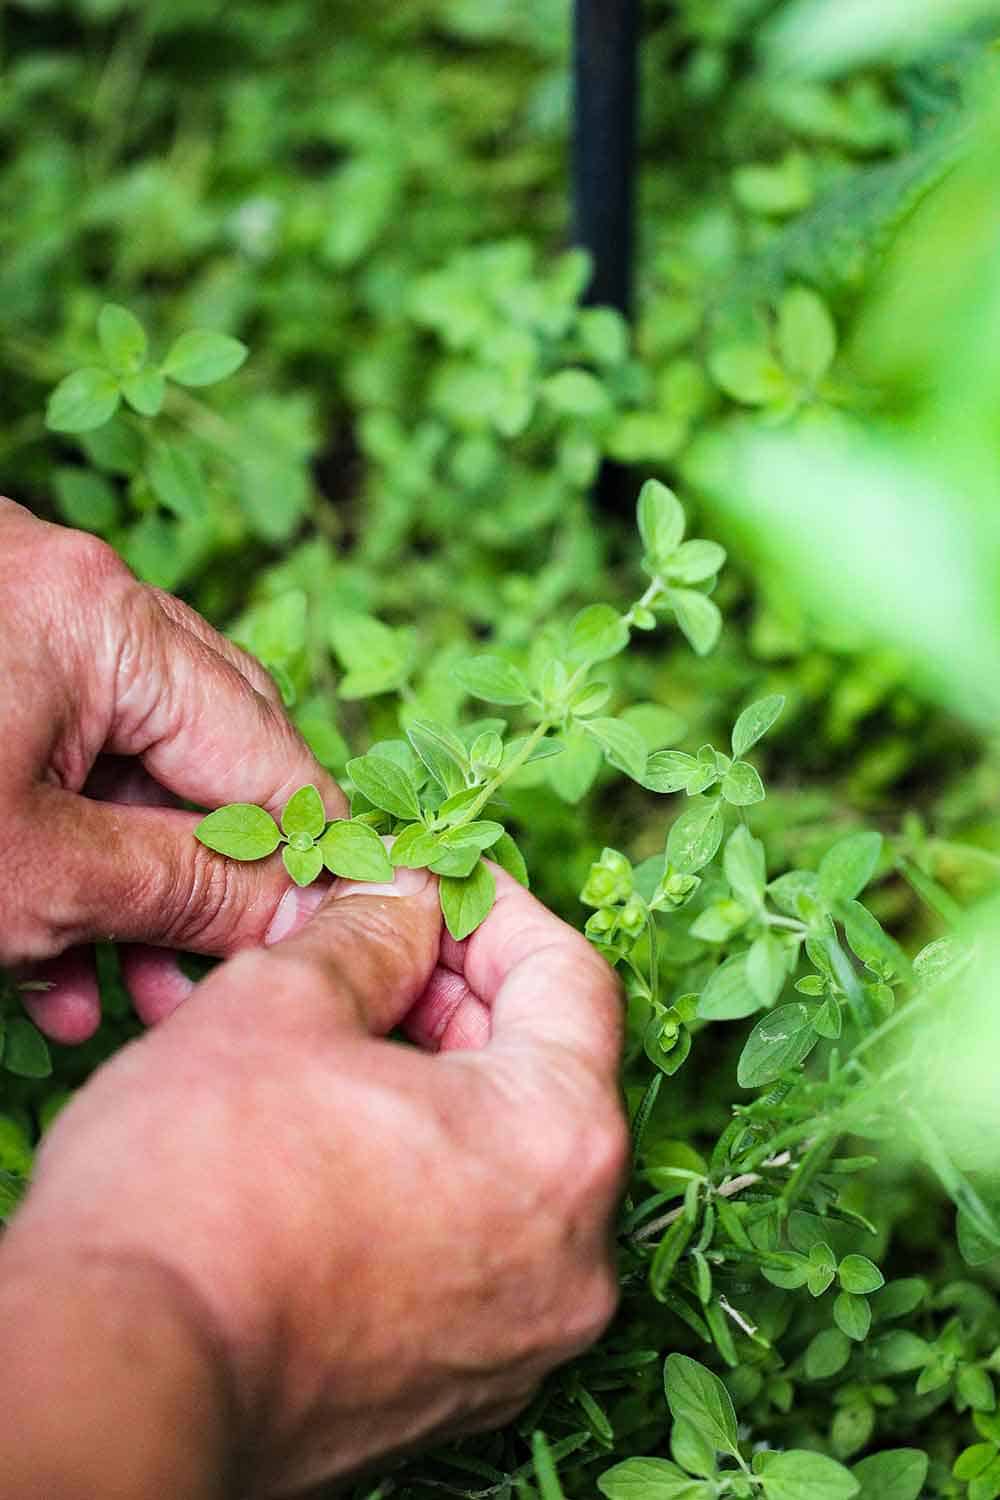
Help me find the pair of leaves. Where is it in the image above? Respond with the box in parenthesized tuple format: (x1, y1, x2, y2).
(47, 305, 248, 433)
(195, 787, 393, 888)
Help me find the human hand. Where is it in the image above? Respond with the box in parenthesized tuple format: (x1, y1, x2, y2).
(6, 863, 627, 1496)
(0, 497, 346, 1039)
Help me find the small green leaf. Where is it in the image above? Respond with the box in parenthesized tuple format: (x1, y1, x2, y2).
(834, 1292, 872, 1341)
(664, 1354, 740, 1458)
(843, 902, 907, 978)
(650, 1215, 694, 1301)
(147, 442, 209, 521)
(347, 754, 421, 822)
(758, 1449, 858, 1500)
(53, 468, 120, 533)
(195, 804, 282, 860)
(838, 1255, 884, 1295)
(541, 367, 611, 418)
(813, 995, 842, 1039)
(721, 760, 765, 806)
(667, 801, 725, 875)
(852, 1450, 927, 1500)
(438, 820, 504, 852)
(723, 826, 766, 910)
(666, 541, 727, 585)
(737, 1002, 819, 1088)
(282, 844, 323, 887)
(582, 717, 649, 781)
(598, 1458, 707, 1500)
(747, 932, 787, 1007)
(406, 720, 469, 795)
(281, 785, 326, 840)
(777, 286, 837, 387)
(47, 368, 121, 433)
(698, 953, 760, 1022)
(803, 1332, 851, 1374)
(318, 820, 392, 882)
(708, 345, 789, 406)
(491, 831, 530, 887)
(439, 860, 496, 940)
(671, 1418, 718, 1478)
(390, 823, 443, 869)
(643, 751, 698, 794)
(959, 1365, 996, 1413)
(4, 1019, 52, 1079)
(637, 478, 685, 562)
(121, 368, 166, 417)
(819, 832, 883, 906)
(98, 304, 148, 374)
(669, 589, 723, 656)
(567, 603, 630, 664)
(330, 614, 412, 699)
(162, 329, 248, 387)
(453, 655, 532, 706)
(954, 1445, 997, 1483)
(732, 695, 785, 758)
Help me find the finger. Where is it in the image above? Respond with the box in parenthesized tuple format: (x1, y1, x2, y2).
(83, 756, 179, 808)
(195, 865, 443, 1040)
(119, 946, 195, 1026)
(106, 589, 345, 821)
(454, 867, 623, 1083)
(147, 590, 284, 707)
(18, 949, 101, 1044)
(14, 795, 332, 960)
(402, 966, 492, 1052)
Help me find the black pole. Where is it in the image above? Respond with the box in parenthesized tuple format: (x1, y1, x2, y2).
(572, 0, 638, 317)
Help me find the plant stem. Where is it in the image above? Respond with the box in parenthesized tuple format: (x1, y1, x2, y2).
(646, 910, 660, 1008)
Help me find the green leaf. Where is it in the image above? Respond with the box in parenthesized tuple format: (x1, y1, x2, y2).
(643, 751, 698, 794)
(4, 1019, 52, 1079)
(318, 820, 392, 882)
(621, 704, 687, 750)
(438, 820, 504, 852)
(721, 760, 765, 806)
(805, 1327, 852, 1380)
(282, 843, 323, 887)
(666, 541, 727, 585)
(582, 717, 649, 781)
(567, 603, 630, 664)
(406, 720, 469, 795)
(708, 345, 789, 406)
(453, 655, 532, 706)
(531, 1430, 567, 1500)
(954, 1446, 997, 1483)
(852, 1450, 928, 1500)
(47, 367, 121, 433)
(491, 832, 530, 888)
(667, 801, 725, 875)
(732, 695, 785, 758)
(98, 304, 148, 374)
(330, 614, 411, 699)
(541, 367, 611, 418)
(671, 1418, 718, 1478)
(664, 1354, 740, 1458)
(843, 902, 907, 978)
(838, 1255, 884, 1295)
(147, 442, 209, 521)
(959, 1365, 996, 1412)
(737, 1002, 819, 1088)
(747, 932, 787, 1007)
(834, 1292, 872, 1341)
(638, 479, 685, 561)
(281, 785, 326, 840)
(819, 832, 883, 906)
(871, 1278, 926, 1322)
(347, 754, 421, 822)
(389, 824, 443, 870)
(698, 953, 761, 1022)
(723, 827, 766, 910)
(53, 468, 120, 533)
(758, 1450, 859, 1500)
(162, 329, 248, 387)
(650, 1215, 694, 1301)
(813, 995, 842, 1039)
(195, 804, 282, 860)
(121, 367, 166, 417)
(867, 1331, 931, 1374)
(547, 724, 603, 803)
(439, 861, 496, 940)
(769, 870, 824, 922)
(598, 1459, 707, 1500)
(669, 589, 723, 656)
(777, 286, 837, 386)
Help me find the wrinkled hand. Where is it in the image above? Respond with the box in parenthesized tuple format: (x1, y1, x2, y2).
(8, 863, 627, 1496)
(0, 497, 346, 1037)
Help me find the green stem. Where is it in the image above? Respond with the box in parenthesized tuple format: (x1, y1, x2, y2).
(646, 910, 661, 1008)
(898, 856, 964, 926)
(450, 717, 554, 828)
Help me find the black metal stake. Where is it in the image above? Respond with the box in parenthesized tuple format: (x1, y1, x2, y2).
(572, 0, 638, 318)
(572, 0, 639, 514)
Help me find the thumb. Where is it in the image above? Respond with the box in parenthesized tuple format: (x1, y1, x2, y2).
(203, 865, 444, 1039)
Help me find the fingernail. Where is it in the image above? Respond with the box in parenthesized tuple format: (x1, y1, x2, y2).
(335, 866, 431, 900)
(265, 883, 329, 946)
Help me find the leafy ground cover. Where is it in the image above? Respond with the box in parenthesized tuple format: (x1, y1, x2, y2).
(3, 0, 1000, 1495)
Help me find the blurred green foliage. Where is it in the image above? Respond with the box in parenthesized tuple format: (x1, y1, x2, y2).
(4, 0, 1000, 1495)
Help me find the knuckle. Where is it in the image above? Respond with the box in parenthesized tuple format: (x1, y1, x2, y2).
(561, 1264, 620, 1352)
(56, 527, 126, 586)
